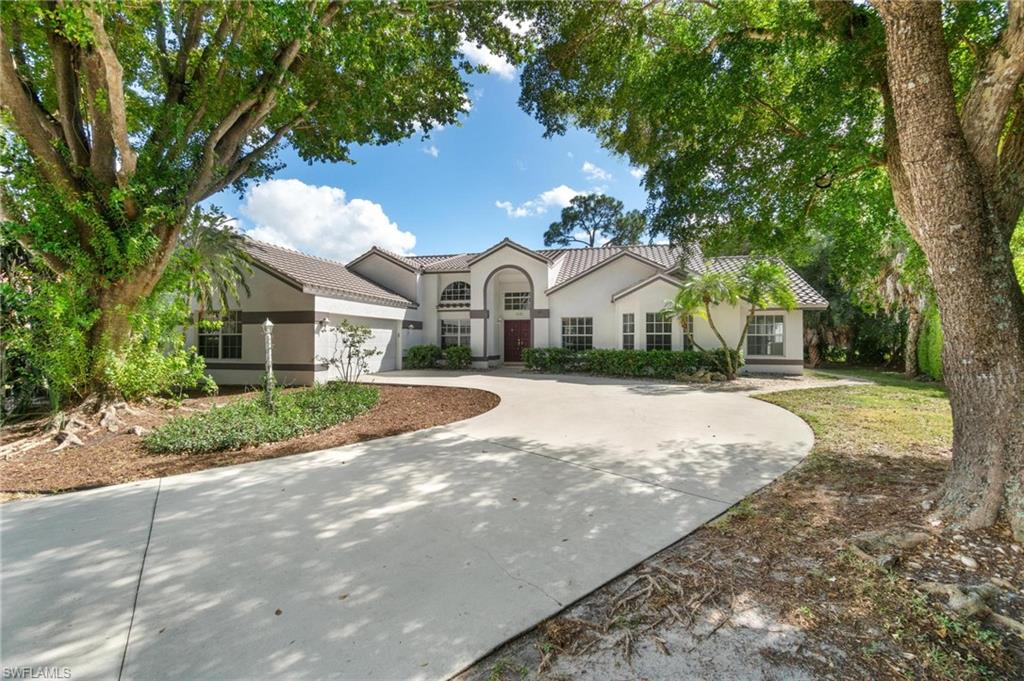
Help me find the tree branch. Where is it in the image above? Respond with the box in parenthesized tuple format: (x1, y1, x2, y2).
(187, 2, 342, 205)
(83, 6, 138, 180)
(192, 111, 307, 204)
(996, 93, 1024, 239)
(0, 27, 80, 194)
(959, 0, 1024, 232)
(45, 24, 90, 168)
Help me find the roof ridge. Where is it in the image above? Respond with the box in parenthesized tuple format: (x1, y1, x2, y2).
(245, 236, 354, 269)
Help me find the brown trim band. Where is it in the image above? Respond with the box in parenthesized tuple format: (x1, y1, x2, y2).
(745, 358, 804, 366)
(469, 309, 489, 319)
(530, 308, 550, 319)
(205, 363, 327, 372)
(239, 310, 316, 324)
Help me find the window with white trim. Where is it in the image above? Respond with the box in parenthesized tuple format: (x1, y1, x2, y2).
(198, 310, 242, 359)
(561, 317, 593, 351)
(645, 312, 672, 351)
(681, 314, 695, 351)
(747, 314, 785, 356)
(504, 291, 530, 310)
(622, 313, 635, 350)
(440, 281, 471, 303)
(440, 319, 471, 348)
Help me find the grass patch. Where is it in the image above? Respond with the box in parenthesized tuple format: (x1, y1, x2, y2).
(807, 366, 947, 396)
(759, 382, 951, 459)
(144, 382, 379, 454)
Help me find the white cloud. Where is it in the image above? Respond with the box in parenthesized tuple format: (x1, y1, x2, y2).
(423, 144, 439, 158)
(240, 179, 415, 262)
(499, 15, 534, 36)
(582, 161, 612, 182)
(567, 151, 574, 158)
(460, 38, 516, 80)
(496, 184, 584, 218)
(630, 167, 645, 179)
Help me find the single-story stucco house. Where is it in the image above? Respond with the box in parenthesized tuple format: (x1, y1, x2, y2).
(187, 237, 827, 385)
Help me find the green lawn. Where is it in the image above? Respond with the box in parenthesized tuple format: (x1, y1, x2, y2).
(765, 369, 952, 459)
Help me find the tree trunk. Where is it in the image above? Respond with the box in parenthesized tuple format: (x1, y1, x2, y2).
(804, 327, 822, 368)
(879, 2, 1024, 540)
(86, 224, 180, 393)
(704, 301, 735, 377)
(904, 304, 922, 377)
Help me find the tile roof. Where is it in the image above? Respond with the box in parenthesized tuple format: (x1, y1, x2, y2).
(400, 244, 705, 284)
(406, 253, 473, 272)
(540, 244, 705, 288)
(707, 256, 828, 309)
(243, 239, 416, 308)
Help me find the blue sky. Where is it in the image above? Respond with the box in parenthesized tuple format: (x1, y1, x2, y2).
(209, 63, 649, 262)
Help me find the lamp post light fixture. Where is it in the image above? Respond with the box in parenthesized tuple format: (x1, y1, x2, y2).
(263, 318, 275, 399)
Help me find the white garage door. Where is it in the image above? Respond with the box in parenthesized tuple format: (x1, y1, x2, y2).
(318, 315, 397, 378)
(365, 325, 396, 373)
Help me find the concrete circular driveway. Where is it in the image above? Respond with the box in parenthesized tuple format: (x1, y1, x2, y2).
(2, 370, 813, 681)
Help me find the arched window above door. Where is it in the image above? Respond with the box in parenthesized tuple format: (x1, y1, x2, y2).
(440, 281, 471, 303)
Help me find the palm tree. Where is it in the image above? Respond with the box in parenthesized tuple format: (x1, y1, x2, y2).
(666, 259, 795, 378)
(167, 207, 253, 314)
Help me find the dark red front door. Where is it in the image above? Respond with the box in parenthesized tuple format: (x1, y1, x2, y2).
(503, 320, 531, 362)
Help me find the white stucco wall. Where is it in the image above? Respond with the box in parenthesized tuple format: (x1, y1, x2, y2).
(347, 254, 419, 302)
(547, 256, 661, 349)
(468, 245, 552, 364)
(189, 266, 316, 387)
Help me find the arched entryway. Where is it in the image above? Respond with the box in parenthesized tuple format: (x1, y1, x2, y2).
(482, 265, 536, 363)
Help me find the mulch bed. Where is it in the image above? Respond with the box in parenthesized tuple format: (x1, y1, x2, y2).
(0, 384, 499, 499)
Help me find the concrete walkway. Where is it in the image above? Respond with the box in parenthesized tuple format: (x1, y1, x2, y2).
(2, 370, 814, 680)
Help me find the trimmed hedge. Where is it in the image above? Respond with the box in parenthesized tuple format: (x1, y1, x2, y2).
(405, 344, 443, 369)
(522, 347, 742, 379)
(443, 345, 472, 370)
(143, 382, 379, 454)
(917, 303, 944, 380)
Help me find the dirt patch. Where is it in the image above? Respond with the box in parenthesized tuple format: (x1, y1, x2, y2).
(0, 384, 498, 499)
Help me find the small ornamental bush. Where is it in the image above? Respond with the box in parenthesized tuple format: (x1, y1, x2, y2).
(523, 347, 742, 380)
(404, 344, 443, 369)
(143, 382, 379, 454)
(442, 344, 472, 370)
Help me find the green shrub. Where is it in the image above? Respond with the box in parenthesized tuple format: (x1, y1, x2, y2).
(442, 344, 472, 370)
(143, 382, 379, 454)
(523, 347, 742, 379)
(405, 344, 443, 369)
(917, 303, 944, 380)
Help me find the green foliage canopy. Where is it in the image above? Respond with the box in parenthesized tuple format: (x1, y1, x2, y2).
(543, 194, 648, 247)
(0, 1, 527, 398)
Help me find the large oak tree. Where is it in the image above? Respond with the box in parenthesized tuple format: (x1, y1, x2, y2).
(520, 0, 1024, 538)
(0, 1, 522, 392)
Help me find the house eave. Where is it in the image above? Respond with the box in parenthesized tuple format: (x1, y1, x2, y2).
(304, 285, 417, 309)
(609, 272, 685, 302)
(467, 238, 551, 266)
(346, 246, 421, 273)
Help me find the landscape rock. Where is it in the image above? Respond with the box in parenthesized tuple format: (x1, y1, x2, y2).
(956, 554, 979, 569)
(128, 425, 148, 436)
(51, 431, 84, 451)
(875, 554, 897, 570)
(852, 528, 932, 554)
(921, 499, 934, 512)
